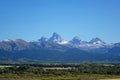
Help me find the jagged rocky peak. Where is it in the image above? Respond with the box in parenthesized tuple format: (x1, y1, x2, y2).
(89, 37, 105, 44)
(71, 36, 82, 45)
(73, 36, 81, 40)
(49, 32, 63, 42)
(39, 36, 48, 42)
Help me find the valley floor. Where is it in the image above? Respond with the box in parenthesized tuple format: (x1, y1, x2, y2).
(0, 63, 120, 80)
(0, 74, 120, 80)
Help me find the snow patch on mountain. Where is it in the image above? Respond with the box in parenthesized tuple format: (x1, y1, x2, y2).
(3, 39, 12, 42)
(58, 41, 69, 44)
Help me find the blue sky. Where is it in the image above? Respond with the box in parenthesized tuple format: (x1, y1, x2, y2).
(0, 0, 120, 43)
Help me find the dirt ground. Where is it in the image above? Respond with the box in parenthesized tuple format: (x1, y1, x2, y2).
(100, 79, 120, 80)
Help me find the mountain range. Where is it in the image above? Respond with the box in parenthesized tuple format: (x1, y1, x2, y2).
(0, 32, 120, 62)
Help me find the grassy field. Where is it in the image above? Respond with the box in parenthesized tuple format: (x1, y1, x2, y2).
(0, 73, 120, 80)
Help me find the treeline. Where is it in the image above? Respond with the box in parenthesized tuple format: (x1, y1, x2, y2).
(0, 63, 120, 75)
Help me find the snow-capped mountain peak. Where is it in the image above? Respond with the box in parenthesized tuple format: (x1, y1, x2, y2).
(89, 37, 105, 45)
